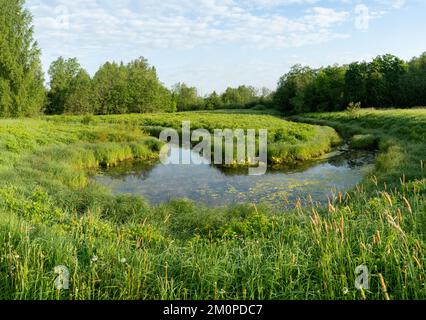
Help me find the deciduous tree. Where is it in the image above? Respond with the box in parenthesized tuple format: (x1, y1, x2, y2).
(0, 0, 45, 117)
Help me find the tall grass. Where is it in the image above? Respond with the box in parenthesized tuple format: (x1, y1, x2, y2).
(0, 110, 425, 300)
(46, 112, 341, 165)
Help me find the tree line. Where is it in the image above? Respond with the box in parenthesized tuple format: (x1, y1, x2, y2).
(1, 0, 426, 118)
(45, 57, 176, 115)
(171, 83, 273, 112)
(274, 53, 426, 114)
(44, 58, 273, 115)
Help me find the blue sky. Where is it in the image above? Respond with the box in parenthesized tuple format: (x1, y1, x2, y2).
(26, 0, 426, 94)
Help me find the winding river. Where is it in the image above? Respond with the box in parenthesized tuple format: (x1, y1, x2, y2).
(94, 144, 376, 208)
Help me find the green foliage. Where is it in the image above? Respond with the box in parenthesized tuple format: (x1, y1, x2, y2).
(274, 53, 424, 113)
(346, 102, 362, 118)
(312, 65, 347, 111)
(64, 70, 93, 115)
(274, 65, 316, 114)
(46, 57, 92, 115)
(204, 91, 223, 110)
(0, 79, 13, 116)
(350, 134, 378, 150)
(344, 62, 369, 107)
(172, 83, 204, 111)
(47, 57, 175, 116)
(368, 54, 407, 107)
(222, 85, 258, 107)
(402, 53, 426, 107)
(168, 85, 272, 112)
(0, 0, 45, 117)
(126, 58, 174, 114)
(92, 62, 130, 114)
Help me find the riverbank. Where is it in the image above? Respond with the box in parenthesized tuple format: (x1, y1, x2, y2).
(0, 110, 425, 300)
(47, 112, 341, 165)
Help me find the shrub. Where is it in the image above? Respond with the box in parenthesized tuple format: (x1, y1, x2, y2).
(346, 102, 362, 118)
(350, 134, 378, 150)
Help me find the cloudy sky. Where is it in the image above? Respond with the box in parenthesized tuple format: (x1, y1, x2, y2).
(26, 0, 426, 94)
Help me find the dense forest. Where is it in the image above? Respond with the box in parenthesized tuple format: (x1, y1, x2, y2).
(274, 53, 426, 113)
(1, 1, 426, 118)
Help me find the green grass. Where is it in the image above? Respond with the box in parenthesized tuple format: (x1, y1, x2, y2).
(0, 109, 425, 300)
(292, 108, 426, 183)
(350, 134, 378, 150)
(47, 112, 341, 165)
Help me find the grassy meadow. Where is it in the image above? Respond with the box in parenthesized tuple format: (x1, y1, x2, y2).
(47, 112, 341, 165)
(0, 109, 425, 300)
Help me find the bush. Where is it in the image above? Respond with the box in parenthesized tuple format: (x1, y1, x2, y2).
(346, 102, 362, 118)
(81, 114, 96, 125)
(350, 134, 378, 150)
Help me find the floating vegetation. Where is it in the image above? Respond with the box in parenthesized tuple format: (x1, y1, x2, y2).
(95, 145, 376, 208)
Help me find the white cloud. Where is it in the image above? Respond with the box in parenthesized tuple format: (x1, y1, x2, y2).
(249, 0, 319, 6)
(27, 0, 351, 55)
(25, 0, 409, 92)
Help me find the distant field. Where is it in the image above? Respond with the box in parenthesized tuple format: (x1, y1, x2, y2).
(47, 112, 341, 165)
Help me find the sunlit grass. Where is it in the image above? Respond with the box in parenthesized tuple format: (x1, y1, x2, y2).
(0, 109, 425, 300)
(46, 112, 341, 165)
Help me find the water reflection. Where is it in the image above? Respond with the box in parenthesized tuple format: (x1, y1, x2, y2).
(94, 145, 376, 208)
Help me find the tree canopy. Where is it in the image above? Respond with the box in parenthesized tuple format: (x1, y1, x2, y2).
(46, 57, 176, 115)
(46, 57, 91, 114)
(0, 0, 45, 117)
(274, 53, 425, 114)
(172, 83, 203, 112)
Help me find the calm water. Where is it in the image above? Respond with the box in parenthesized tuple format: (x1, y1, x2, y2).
(94, 145, 376, 208)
